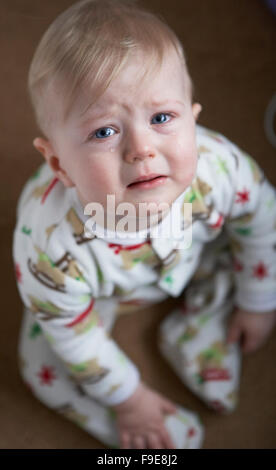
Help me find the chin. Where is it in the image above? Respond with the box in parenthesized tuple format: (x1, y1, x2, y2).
(135, 194, 172, 207)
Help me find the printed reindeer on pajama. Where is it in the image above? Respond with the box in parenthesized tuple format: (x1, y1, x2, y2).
(13, 124, 276, 448)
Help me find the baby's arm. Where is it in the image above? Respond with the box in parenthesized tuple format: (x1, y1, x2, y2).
(15, 266, 176, 447)
(223, 145, 276, 352)
(30, 296, 141, 407)
(197, 129, 276, 351)
(226, 307, 276, 354)
(13, 238, 140, 408)
(223, 148, 276, 315)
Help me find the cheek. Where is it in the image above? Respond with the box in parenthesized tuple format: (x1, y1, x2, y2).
(171, 136, 198, 182)
(79, 158, 118, 193)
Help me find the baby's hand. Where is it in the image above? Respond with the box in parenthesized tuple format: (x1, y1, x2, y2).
(111, 382, 177, 449)
(226, 307, 276, 354)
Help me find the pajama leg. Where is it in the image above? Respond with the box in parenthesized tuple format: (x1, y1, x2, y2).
(17, 306, 121, 448)
(158, 232, 242, 414)
(18, 306, 204, 448)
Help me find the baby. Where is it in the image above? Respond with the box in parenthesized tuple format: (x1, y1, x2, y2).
(13, 0, 276, 449)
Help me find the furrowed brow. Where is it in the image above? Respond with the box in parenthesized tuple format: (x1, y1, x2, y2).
(78, 99, 184, 127)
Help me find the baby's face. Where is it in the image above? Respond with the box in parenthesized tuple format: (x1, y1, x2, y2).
(46, 49, 200, 224)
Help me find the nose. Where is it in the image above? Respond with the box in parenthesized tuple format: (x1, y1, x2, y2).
(123, 127, 156, 163)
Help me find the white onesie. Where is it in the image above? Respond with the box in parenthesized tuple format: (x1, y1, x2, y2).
(13, 124, 276, 448)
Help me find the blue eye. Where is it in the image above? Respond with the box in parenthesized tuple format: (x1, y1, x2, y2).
(89, 113, 172, 141)
(152, 113, 172, 124)
(94, 127, 115, 139)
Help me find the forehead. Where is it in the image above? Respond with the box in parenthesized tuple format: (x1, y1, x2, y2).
(70, 49, 188, 123)
(110, 49, 185, 89)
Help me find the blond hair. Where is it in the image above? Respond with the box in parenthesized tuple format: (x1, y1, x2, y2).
(28, 0, 194, 139)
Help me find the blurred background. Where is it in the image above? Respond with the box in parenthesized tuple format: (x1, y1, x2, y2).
(1, 0, 275, 449)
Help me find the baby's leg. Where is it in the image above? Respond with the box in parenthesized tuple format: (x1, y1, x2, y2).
(18, 306, 204, 449)
(158, 232, 241, 414)
(18, 306, 120, 448)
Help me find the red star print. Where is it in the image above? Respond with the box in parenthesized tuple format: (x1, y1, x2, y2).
(233, 258, 243, 272)
(187, 427, 196, 438)
(235, 188, 250, 204)
(37, 365, 57, 386)
(15, 262, 22, 283)
(252, 262, 268, 280)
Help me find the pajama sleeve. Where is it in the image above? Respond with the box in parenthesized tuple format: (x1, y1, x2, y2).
(13, 221, 141, 407)
(197, 131, 276, 313)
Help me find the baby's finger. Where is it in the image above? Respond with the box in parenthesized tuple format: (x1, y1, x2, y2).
(147, 432, 163, 449)
(120, 432, 131, 449)
(160, 397, 177, 415)
(160, 427, 176, 449)
(132, 435, 146, 449)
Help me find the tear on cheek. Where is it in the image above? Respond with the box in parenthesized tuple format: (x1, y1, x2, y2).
(180, 157, 198, 185)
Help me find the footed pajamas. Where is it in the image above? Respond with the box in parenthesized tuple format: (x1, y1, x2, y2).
(13, 124, 276, 448)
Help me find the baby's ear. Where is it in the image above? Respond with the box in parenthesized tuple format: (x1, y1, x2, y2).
(33, 137, 54, 160)
(192, 103, 202, 122)
(32, 137, 74, 188)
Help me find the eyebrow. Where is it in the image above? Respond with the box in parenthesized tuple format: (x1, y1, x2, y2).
(78, 100, 185, 126)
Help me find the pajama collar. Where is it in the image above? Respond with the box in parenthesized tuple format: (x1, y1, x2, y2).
(70, 187, 191, 262)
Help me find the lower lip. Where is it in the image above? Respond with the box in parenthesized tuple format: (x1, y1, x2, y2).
(127, 176, 168, 190)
